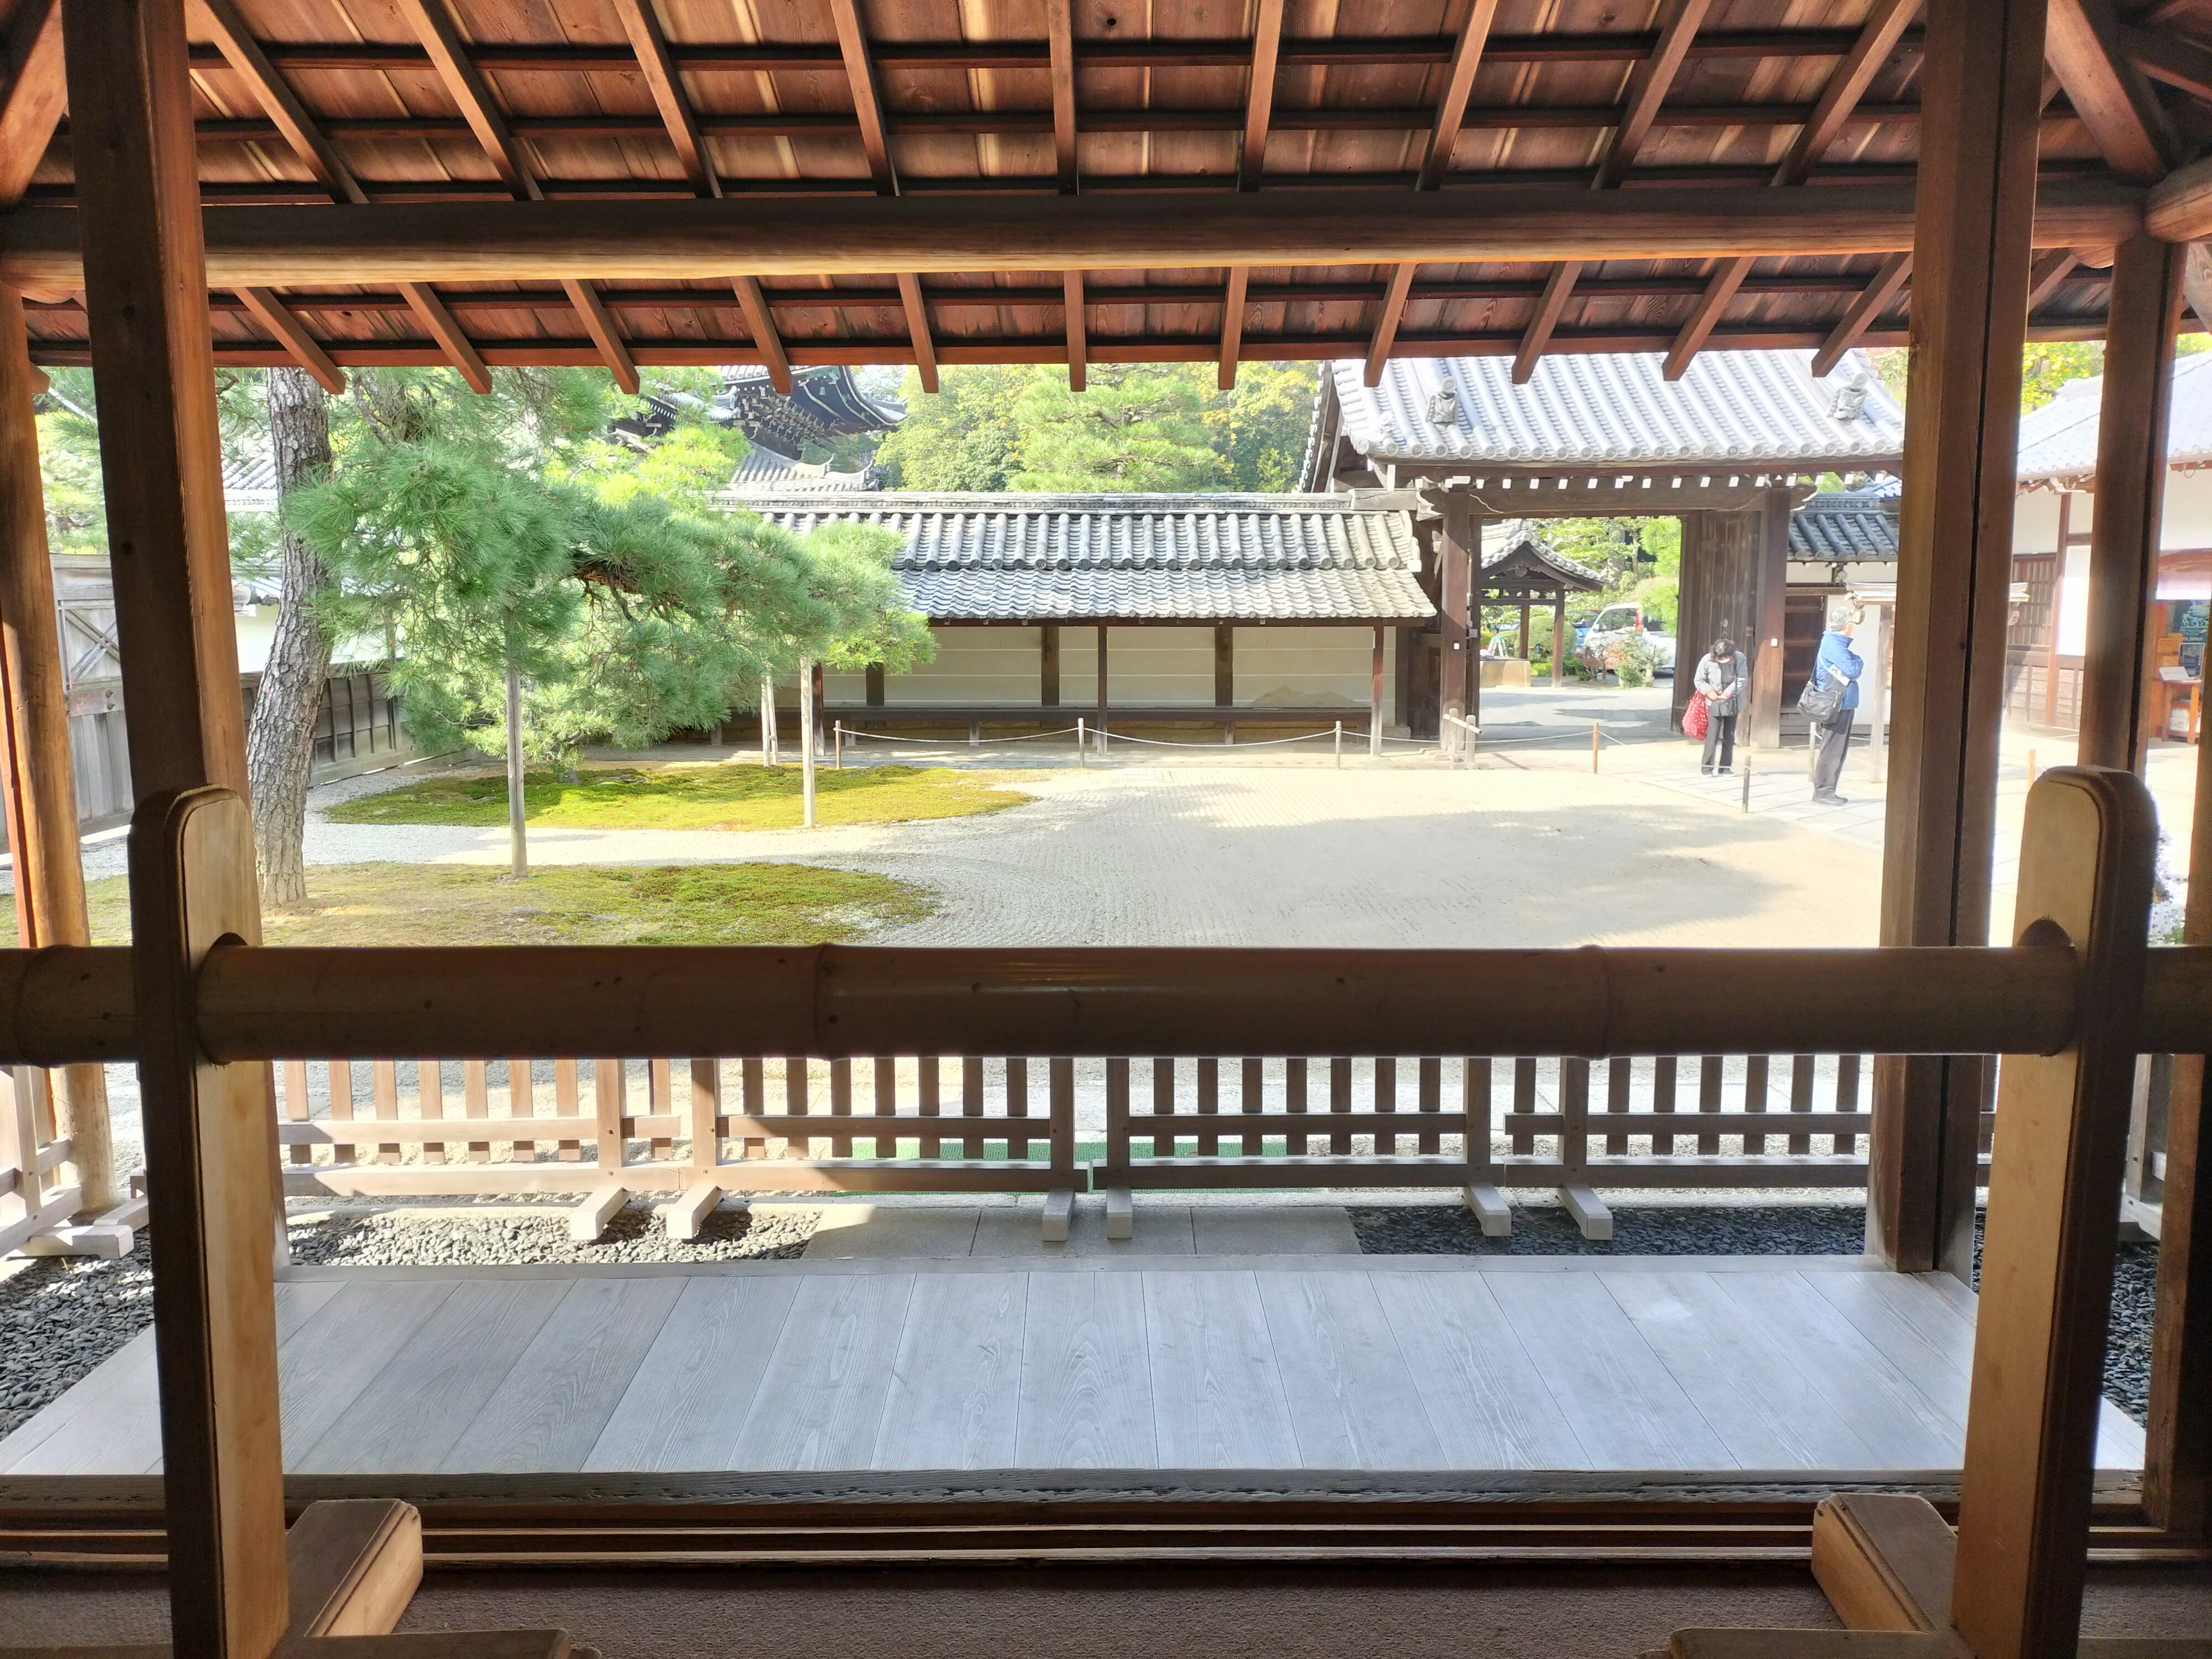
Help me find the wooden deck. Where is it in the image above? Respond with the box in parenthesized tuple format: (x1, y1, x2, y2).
(0, 1256, 2145, 1482)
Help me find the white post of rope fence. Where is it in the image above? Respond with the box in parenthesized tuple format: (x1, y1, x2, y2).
(1077, 718, 1086, 767)
(798, 656, 817, 829)
(1592, 720, 1600, 773)
(834, 722, 843, 770)
(1741, 751, 1753, 813)
(1334, 721, 1343, 767)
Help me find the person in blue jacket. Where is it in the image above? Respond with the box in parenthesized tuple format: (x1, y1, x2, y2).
(1810, 600, 1864, 804)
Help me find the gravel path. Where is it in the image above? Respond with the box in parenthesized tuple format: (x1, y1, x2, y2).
(1351, 1203, 2158, 1424)
(0, 1245, 154, 1441)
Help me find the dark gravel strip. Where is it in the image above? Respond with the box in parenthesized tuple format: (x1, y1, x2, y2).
(0, 1243, 155, 1441)
(1351, 1203, 2157, 1424)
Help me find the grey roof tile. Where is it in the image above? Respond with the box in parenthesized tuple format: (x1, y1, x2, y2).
(1789, 490, 1900, 562)
(2015, 351, 2212, 482)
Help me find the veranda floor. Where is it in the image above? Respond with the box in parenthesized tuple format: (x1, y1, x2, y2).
(0, 1255, 2145, 1482)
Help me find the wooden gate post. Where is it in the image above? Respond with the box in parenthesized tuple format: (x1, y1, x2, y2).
(1870, 0, 2044, 1278)
(1438, 492, 1475, 757)
(0, 285, 113, 1212)
(1952, 768, 2155, 1658)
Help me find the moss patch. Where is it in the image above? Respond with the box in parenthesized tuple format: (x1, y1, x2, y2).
(324, 761, 1034, 832)
(7, 861, 935, 948)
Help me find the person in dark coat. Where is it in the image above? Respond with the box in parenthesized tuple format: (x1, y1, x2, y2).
(1810, 601, 1864, 804)
(1691, 638, 1748, 775)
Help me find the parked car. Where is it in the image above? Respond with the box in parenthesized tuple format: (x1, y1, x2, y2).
(1578, 604, 1676, 676)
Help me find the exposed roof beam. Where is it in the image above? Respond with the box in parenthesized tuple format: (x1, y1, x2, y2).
(561, 278, 639, 393)
(1811, 251, 1911, 376)
(1594, 0, 1714, 189)
(236, 287, 346, 392)
(0, 0, 65, 210)
(2127, 24, 2212, 101)
(1524, 0, 1713, 383)
(731, 276, 791, 393)
(194, 0, 366, 205)
(1665, 0, 1918, 379)
(610, 0, 720, 199)
(1219, 266, 1248, 390)
(828, 0, 898, 194)
(1415, 0, 1500, 191)
(398, 282, 491, 392)
(897, 272, 938, 392)
(1239, 0, 1286, 192)
(395, 0, 542, 201)
(2027, 247, 2081, 309)
(1045, 0, 1078, 192)
(1364, 261, 1417, 387)
(2049, 0, 2176, 183)
(0, 184, 2145, 290)
(1064, 270, 1086, 390)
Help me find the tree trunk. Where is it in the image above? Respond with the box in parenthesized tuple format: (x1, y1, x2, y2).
(760, 668, 778, 766)
(243, 367, 336, 910)
(506, 657, 527, 878)
(799, 654, 816, 828)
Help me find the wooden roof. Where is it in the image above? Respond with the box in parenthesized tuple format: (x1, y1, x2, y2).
(3, 0, 2202, 385)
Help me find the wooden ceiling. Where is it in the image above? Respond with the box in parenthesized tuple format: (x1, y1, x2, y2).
(4, 0, 2210, 392)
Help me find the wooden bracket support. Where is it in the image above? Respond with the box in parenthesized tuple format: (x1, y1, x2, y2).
(1041, 1187, 1074, 1243)
(1558, 1182, 1612, 1240)
(1103, 1186, 1132, 1240)
(1462, 1183, 1512, 1236)
(569, 1182, 627, 1242)
(659, 1183, 718, 1241)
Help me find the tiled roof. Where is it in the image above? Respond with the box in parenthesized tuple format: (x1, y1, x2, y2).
(221, 449, 280, 514)
(1328, 349, 1906, 469)
(1790, 490, 1900, 562)
(1480, 519, 1605, 587)
(738, 493, 1433, 623)
(2015, 351, 2212, 482)
(726, 446, 887, 494)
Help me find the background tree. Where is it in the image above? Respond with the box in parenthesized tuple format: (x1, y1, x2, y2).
(874, 364, 1028, 489)
(1011, 365, 1224, 491)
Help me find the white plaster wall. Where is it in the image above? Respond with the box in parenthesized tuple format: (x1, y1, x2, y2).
(1236, 625, 1392, 717)
(2013, 487, 2065, 556)
(2013, 472, 2212, 556)
(1074, 627, 1214, 705)
(233, 607, 385, 676)
(884, 627, 1042, 706)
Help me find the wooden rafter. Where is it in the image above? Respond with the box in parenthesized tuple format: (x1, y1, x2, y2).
(610, 0, 720, 198)
(397, 282, 490, 393)
(0, 0, 66, 210)
(1045, 0, 1077, 192)
(2049, 0, 2176, 183)
(828, 0, 898, 195)
(1416, 0, 1500, 191)
(1219, 265, 1248, 390)
(236, 287, 346, 393)
(731, 275, 791, 393)
(1812, 251, 1910, 376)
(1665, 0, 1918, 379)
(1363, 260, 1417, 387)
(1064, 270, 1087, 391)
(395, 0, 542, 202)
(194, 0, 365, 205)
(2028, 246, 2081, 310)
(1518, 0, 1711, 383)
(1238, 0, 1285, 192)
(2127, 24, 2212, 103)
(897, 271, 938, 392)
(560, 278, 638, 393)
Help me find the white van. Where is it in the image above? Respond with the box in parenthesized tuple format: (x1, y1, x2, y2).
(1578, 604, 1677, 676)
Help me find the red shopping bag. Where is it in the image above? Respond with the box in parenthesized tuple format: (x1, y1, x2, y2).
(1682, 691, 1710, 740)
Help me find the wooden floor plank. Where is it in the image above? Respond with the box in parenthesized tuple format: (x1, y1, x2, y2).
(1014, 1270, 1156, 1468)
(1802, 1269, 1978, 1427)
(1254, 1270, 1449, 1470)
(1599, 1270, 1885, 1471)
(291, 1278, 571, 1474)
(440, 1275, 685, 1472)
(276, 1281, 459, 1462)
(1143, 1270, 1300, 1469)
(1485, 1270, 1736, 1469)
(726, 1272, 914, 1471)
(1710, 1271, 1962, 1468)
(584, 1275, 802, 1473)
(1368, 1271, 1590, 1469)
(872, 1271, 1027, 1470)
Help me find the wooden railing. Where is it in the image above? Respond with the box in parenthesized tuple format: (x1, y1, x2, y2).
(0, 1066, 77, 1256)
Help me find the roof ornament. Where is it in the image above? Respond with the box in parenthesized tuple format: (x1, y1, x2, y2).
(1425, 384, 1461, 428)
(1829, 376, 1870, 422)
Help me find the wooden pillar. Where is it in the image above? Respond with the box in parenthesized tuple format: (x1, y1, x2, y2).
(1040, 623, 1058, 706)
(1550, 594, 1565, 688)
(2077, 233, 2183, 772)
(63, 3, 285, 1656)
(1745, 484, 1793, 750)
(865, 662, 884, 706)
(1439, 493, 1475, 755)
(0, 287, 113, 1210)
(2046, 494, 2070, 728)
(1675, 512, 1712, 730)
(1869, 0, 2045, 1278)
(1517, 602, 1531, 658)
(809, 658, 825, 757)
(1095, 624, 1107, 745)
(1953, 768, 2154, 1659)
(2146, 713, 2212, 1535)
(1214, 623, 1233, 707)
(1369, 625, 1384, 756)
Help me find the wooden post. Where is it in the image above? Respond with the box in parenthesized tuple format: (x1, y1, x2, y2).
(810, 657, 825, 759)
(1550, 594, 1566, 688)
(1865, 599, 1891, 776)
(1215, 623, 1234, 709)
(64, 2, 288, 1650)
(1517, 602, 1531, 658)
(1040, 623, 1059, 706)
(799, 654, 817, 828)
(1953, 768, 2154, 1659)
(1095, 623, 1108, 751)
(1369, 625, 1384, 756)
(2046, 493, 2073, 728)
(865, 661, 885, 706)
(0, 286, 112, 1211)
(503, 658, 526, 878)
(1440, 493, 1475, 757)
(1870, 0, 2045, 1278)
(2146, 707, 2212, 1535)
(1745, 484, 1793, 750)
(2077, 233, 2182, 772)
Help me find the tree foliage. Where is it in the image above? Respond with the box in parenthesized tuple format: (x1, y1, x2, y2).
(873, 361, 1319, 492)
